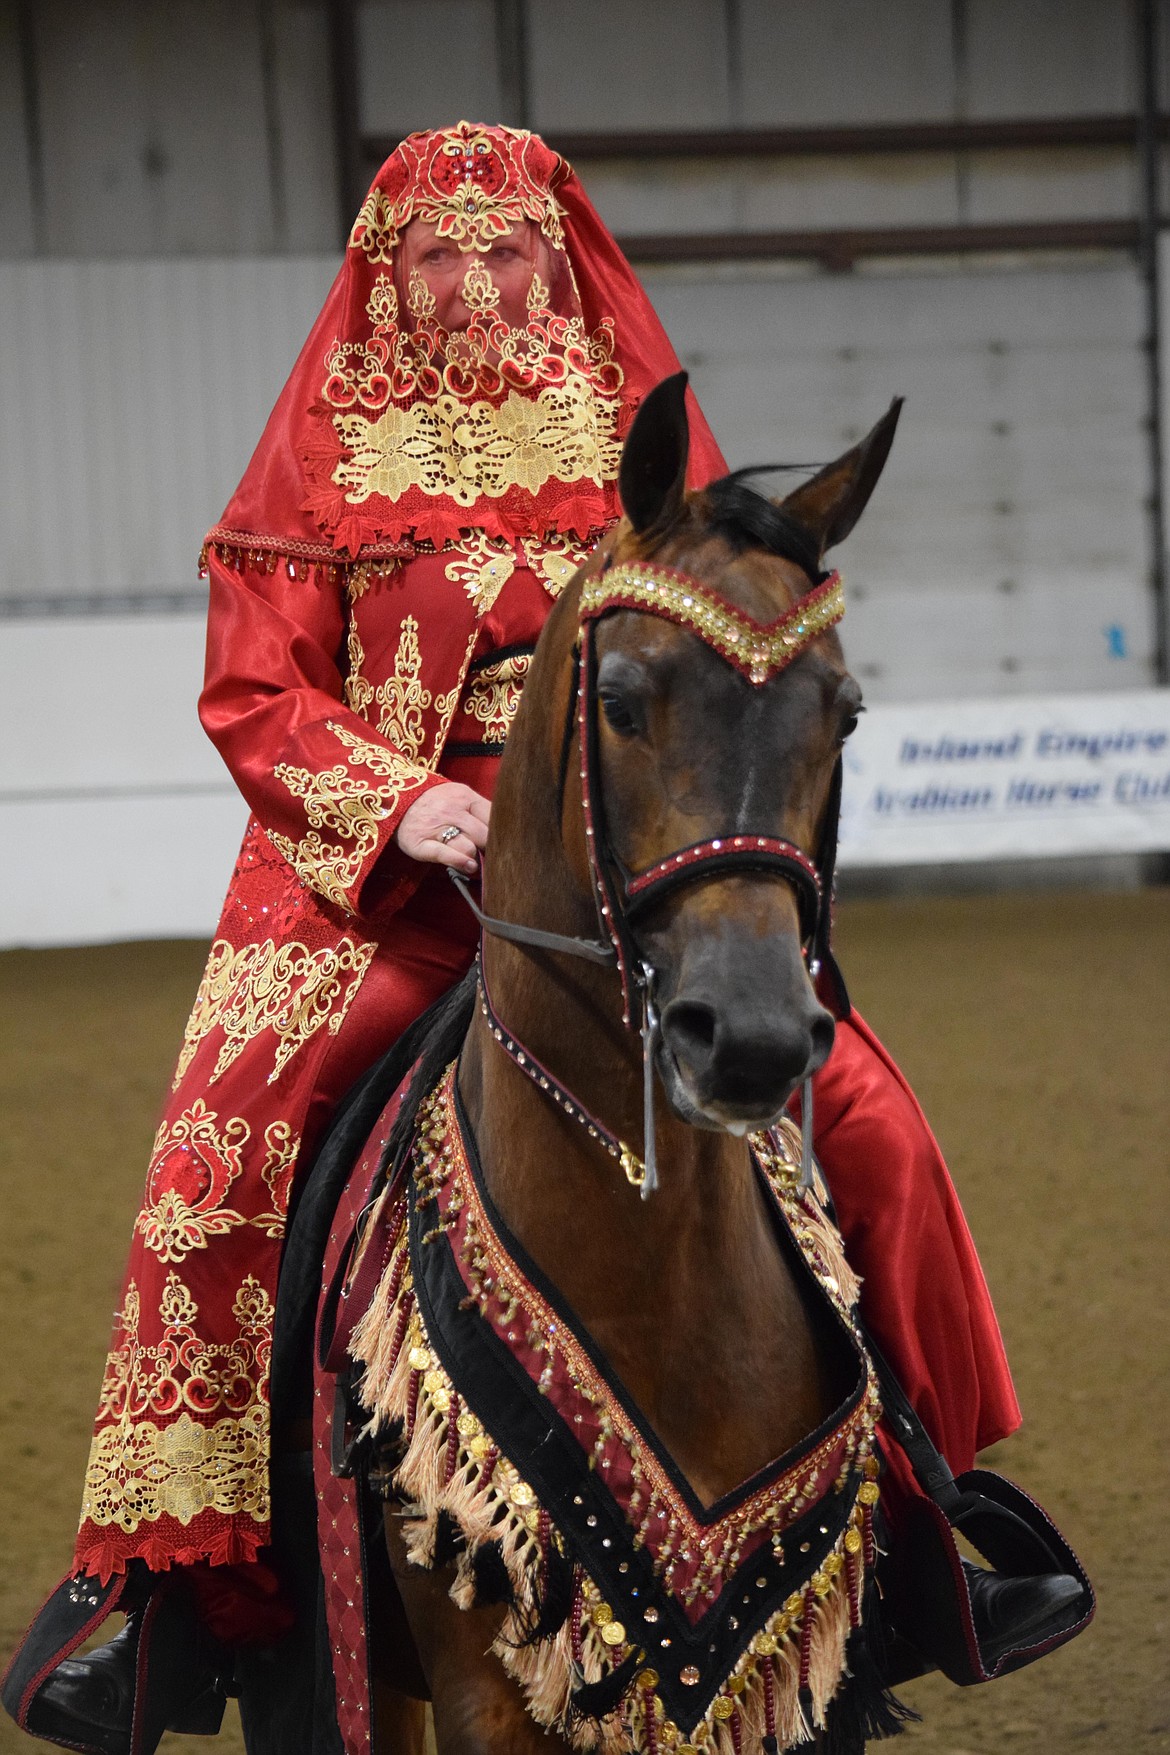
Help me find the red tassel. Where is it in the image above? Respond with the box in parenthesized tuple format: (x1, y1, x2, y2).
(444, 1392, 461, 1484)
(762, 1658, 777, 1744)
(406, 1369, 421, 1441)
(798, 1587, 816, 1692)
(570, 1574, 585, 1667)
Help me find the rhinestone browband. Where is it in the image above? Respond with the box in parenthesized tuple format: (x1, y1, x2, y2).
(579, 564, 844, 685)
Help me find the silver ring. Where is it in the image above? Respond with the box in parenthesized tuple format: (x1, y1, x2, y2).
(438, 824, 461, 845)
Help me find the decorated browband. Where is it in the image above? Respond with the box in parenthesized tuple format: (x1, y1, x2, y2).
(578, 563, 844, 685)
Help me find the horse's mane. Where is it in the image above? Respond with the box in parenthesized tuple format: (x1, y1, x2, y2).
(704, 467, 830, 586)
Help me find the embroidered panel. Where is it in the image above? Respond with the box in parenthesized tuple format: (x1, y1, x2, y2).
(461, 653, 532, 742)
(523, 533, 593, 597)
(134, 1100, 250, 1263)
(81, 1273, 273, 1534)
(269, 719, 433, 912)
(351, 1068, 882, 1755)
(251, 1120, 301, 1241)
(348, 123, 568, 261)
(332, 380, 621, 511)
(445, 533, 516, 614)
(174, 934, 376, 1090)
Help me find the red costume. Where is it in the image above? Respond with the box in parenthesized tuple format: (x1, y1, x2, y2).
(73, 123, 1018, 1593)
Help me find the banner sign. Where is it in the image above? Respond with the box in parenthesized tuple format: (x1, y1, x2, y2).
(838, 688, 1170, 866)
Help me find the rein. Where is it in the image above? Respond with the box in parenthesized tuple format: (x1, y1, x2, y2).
(450, 557, 846, 1198)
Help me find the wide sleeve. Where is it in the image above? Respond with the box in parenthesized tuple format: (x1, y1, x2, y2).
(198, 552, 446, 922)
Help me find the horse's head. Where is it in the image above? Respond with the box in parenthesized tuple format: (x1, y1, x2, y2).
(575, 373, 901, 1134)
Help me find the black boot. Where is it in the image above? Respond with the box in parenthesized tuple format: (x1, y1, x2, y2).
(962, 1559, 1086, 1669)
(26, 1592, 229, 1755)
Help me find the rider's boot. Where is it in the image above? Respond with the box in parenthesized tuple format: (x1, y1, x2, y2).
(962, 1560, 1086, 1667)
(24, 1576, 229, 1755)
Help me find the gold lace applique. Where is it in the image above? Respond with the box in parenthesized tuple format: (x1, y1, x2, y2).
(445, 533, 516, 614)
(462, 654, 532, 742)
(334, 379, 621, 509)
(81, 1274, 272, 1533)
(269, 720, 432, 912)
(134, 1101, 251, 1263)
(251, 1121, 301, 1240)
(174, 934, 376, 1089)
(407, 267, 437, 323)
(522, 533, 592, 597)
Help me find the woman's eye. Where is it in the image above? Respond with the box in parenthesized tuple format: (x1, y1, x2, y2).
(600, 691, 641, 737)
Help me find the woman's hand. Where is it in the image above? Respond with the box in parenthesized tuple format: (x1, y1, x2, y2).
(396, 783, 490, 875)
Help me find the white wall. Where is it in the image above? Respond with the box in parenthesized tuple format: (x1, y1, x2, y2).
(0, 618, 247, 947)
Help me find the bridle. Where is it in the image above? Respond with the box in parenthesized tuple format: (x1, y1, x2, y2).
(450, 556, 847, 1197)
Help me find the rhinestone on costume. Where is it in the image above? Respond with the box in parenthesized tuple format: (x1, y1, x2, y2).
(680, 1666, 700, 1686)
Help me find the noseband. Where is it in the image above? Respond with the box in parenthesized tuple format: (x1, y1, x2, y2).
(451, 556, 847, 1195)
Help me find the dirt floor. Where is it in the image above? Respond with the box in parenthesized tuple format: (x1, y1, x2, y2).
(1, 887, 1167, 1754)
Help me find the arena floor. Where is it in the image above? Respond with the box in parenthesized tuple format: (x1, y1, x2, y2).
(1, 887, 1167, 1755)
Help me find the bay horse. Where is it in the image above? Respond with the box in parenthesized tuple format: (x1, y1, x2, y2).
(314, 373, 904, 1755)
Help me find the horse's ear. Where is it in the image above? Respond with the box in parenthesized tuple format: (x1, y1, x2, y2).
(619, 371, 691, 535)
(782, 397, 903, 558)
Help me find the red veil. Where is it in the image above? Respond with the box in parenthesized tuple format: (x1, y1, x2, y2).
(208, 121, 727, 565)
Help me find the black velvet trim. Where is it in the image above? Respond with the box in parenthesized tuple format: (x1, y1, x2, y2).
(468, 641, 537, 673)
(406, 1089, 870, 1736)
(444, 740, 507, 758)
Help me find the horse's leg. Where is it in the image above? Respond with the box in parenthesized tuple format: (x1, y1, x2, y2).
(380, 1515, 560, 1755)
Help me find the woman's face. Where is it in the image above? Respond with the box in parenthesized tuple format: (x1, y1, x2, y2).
(398, 217, 551, 331)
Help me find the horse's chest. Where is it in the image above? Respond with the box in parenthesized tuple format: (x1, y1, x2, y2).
(349, 1069, 885, 1755)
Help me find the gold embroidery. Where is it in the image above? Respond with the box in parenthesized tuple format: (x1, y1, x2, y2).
(270, 720, 432, 912)
(348, 188, 405, 264)
(444, 532, 516, 613)
(463, 654, 532, 742)
(407, 267, 437, 322)
(522, 533, 592, 597)
(344, 616, 374, 720)
(372, 617, 432, 757)
(174, 935, 376, 1088)
(134, 1101, 250, 1263)
(460, 260, 500, 312)
(251, 1121, 301, 1240)
(334, 379, 621, 509)
(81, 1274, 272, 1533)
(324, 271, 623, 413)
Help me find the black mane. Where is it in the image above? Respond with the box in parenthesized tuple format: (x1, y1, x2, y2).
(704, 467, 829, 586)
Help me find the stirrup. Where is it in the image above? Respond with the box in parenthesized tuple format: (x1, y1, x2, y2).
(3, 1569, 229, 1755)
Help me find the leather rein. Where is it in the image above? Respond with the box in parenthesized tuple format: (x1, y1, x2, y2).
(449, 557, 847, 1197)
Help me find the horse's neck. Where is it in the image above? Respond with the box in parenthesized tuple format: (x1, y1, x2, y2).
(459, 709, 842, 1499)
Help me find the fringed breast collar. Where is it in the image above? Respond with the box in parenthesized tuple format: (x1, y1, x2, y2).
(350, 1066, 885, 1754)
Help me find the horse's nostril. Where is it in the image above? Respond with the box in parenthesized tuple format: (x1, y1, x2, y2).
(663, 1000, 717, 1065)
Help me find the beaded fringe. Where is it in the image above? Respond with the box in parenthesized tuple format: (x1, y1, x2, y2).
(350, 1196, 872, 1755)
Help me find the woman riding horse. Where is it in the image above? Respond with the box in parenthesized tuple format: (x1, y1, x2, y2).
(7, 122, 1074, 1753)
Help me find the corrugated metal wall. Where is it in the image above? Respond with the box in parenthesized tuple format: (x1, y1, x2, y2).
(0, 250, 1152, 699)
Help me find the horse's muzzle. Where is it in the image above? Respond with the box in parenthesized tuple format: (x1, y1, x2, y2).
(655, 941, 835, 1131)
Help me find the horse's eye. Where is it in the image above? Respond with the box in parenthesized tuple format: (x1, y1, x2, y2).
(841, 713, 860, 739)
(599, 690, 641, 738)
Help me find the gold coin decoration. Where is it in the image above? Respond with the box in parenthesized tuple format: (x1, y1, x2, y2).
(407, 1345, 431, 1371)
(600, 1621, 626, 1647)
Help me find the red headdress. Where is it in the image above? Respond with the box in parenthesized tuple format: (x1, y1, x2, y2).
(208, 122, 726, 562)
